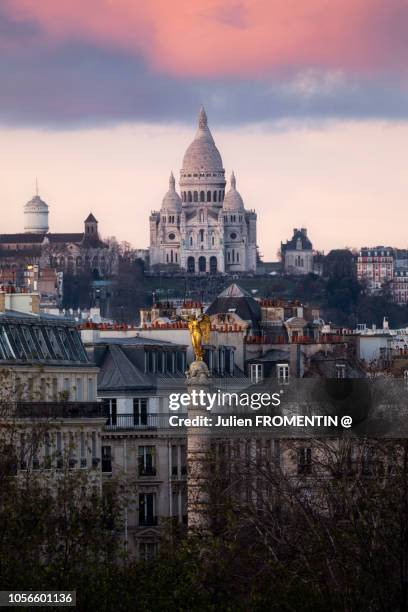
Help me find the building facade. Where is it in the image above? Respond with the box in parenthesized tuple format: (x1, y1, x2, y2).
(0, 197, 114, 284)
(356, 246, 394, 293)
(281, 228, 315, 275)
(149, 107, 257, 274)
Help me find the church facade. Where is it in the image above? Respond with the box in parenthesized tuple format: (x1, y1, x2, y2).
(149, 107, 257, 274)
(0, 192, 113, 280)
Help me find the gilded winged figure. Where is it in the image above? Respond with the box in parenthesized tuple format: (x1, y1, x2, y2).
(186, 314, 211, 361)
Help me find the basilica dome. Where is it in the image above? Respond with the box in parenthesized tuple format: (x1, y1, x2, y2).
(181, 106, 223, 173)
(223, 172, 244, 211)
(161, 172, 182, 211)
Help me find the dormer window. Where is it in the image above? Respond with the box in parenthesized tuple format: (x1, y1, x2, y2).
(336, 364, 346, 379)
(277, 363, 289, 384)
(250, 363, 263, 384)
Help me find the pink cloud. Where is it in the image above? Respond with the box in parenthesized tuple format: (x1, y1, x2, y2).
(4, 0, 408, 76)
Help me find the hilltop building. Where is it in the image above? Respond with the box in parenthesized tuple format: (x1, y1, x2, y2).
(0, 193, 115, 289)
(149, 107, 257, 274)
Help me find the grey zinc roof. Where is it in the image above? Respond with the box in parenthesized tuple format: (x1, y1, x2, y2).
(98, 344, 153, 391)
(92, 336, 187, 348)
(0, 233, 45, 244)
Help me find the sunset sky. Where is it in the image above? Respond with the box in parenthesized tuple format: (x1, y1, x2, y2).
(1, 1, 408, 258)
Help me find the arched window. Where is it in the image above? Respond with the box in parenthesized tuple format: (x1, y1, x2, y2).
(213, 191, 217, 202)
(170, 250, 174, 263)
(199, 229, 204, 242)
(200, 191, 205, 202)
(237, 252, 239, 262)
(188, 191, 192, 202)
(210, 256, 217, 274)
(212, 235, 215, 246)
(219, 190, 222, 201)
(187, 256, 195, 273)
(198, 256, 206, 272)
(166, 253, 169, 263)
(207, 191, 211, 202)
(175, 253, 178, 263)
(190, 236, 193, 246)
(232, 249, 235, 262)
(227, 252, 231, 262)
(193, 191, 198, 202)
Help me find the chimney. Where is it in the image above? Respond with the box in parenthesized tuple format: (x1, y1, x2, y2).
(0, 291, 40, 315)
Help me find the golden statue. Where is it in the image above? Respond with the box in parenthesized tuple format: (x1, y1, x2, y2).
(186, 314, 211, 361)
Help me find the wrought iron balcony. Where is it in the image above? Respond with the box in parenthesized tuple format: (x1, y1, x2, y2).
(13, 401, 106, 419)
(139, 516, 158, 527)
(105, 414, 177, 431)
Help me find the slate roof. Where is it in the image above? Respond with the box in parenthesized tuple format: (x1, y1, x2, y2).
(281, 228, 312, 252)
(98, 344, 153, 391)
(0, 233, 45, 244)
(48, 233, 85, 243)
(85, 213, 98, 223)
(206, 284, 261, 328)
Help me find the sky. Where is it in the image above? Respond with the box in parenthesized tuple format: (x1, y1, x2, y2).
(1, 0, 408, 258)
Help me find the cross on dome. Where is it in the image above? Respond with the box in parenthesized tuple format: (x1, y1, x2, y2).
(169, 171, 175, 190)
(230, 171, 236, 189)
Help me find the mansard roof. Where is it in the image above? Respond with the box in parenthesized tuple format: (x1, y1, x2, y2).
(218, 283, 251, 298)
(207, 283, 261, 328)
(281, 228, 312, 252)
(0, 233, 45, 244)
(0, 311, 89, 365)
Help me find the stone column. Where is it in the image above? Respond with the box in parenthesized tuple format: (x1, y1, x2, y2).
(186, 360, 212, 533)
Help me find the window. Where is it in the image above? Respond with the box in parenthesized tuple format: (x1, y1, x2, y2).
(298, 447, 312, 475)
(277, 363, 289, 384)
(91, 432, 98, 467)
(80, 432, 87, 468)
(63, 377, 70, 399)
(133, 398, 148, 426)
(44, 433, 52, 469)
(75, 377, 83, 401)
(104, 398, 117, 426)
(139, 542, 158, 562)
(138, 446, 156, 476)
(336, 364, 346, 379)
(19, 433, 27, 470)
(171, 445, 178, 476)
(250, 363, 263, 384)
(139, 493, 157, 526)
(56, 432, 63, 469)
(87, 378, 94, 400)
(102, 446, 112, 473)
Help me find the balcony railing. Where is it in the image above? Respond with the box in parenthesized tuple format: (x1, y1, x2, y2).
(139, 516, 158, 527)
(105, 414, 178, 430)
(12, 402, 106, 419)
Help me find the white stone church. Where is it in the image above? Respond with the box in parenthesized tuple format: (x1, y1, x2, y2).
(149, 107, 257, 273)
